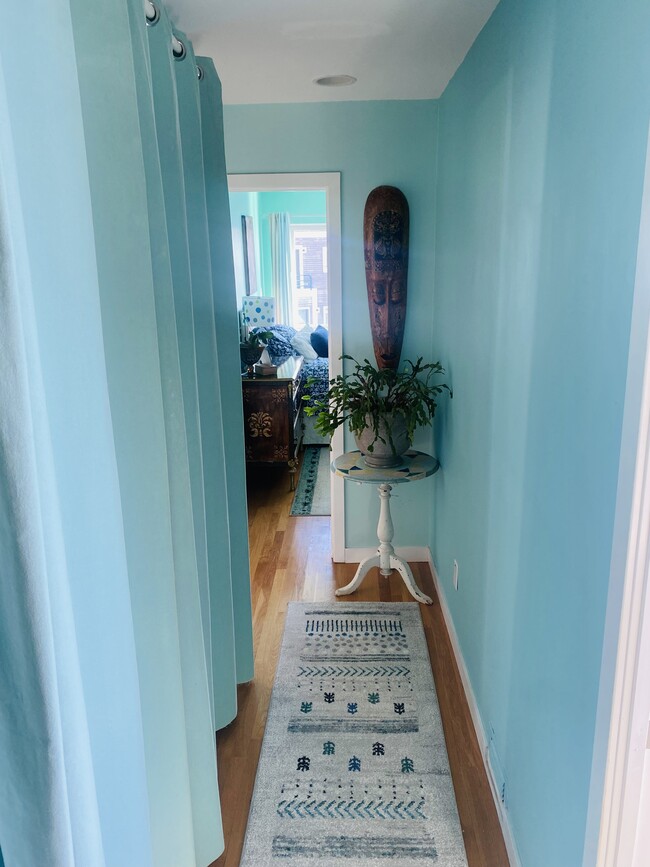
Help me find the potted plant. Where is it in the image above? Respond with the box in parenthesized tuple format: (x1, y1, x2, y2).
(303, 355, 451, 467)
(240, 330, 274, 376)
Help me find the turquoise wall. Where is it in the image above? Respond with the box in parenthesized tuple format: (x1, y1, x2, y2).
(224, 101, 439, 548)
(228, 189, 327, 303)
(431, 1, 650, 865)
(256, 190, 326, 298)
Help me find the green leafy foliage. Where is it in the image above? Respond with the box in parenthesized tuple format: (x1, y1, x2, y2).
(303, 355, 451, 453)
(240, 329, 274, 349)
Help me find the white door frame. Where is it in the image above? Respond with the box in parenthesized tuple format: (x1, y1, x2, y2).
(591, 124, 650, 867)
(227, 172, 344, 562)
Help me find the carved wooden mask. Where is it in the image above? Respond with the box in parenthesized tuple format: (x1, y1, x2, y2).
(363, 186, 409, 369)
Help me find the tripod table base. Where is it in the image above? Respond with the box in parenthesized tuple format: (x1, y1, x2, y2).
(335, 480, 433, 605)
(336, 551, 432, 605)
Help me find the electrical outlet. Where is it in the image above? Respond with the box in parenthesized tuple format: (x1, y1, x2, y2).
(452, 559, 459, 590)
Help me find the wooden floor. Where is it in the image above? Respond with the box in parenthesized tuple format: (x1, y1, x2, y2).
(213, 455, 509, 867)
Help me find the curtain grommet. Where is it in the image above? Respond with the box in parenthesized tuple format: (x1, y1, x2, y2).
(145, 1, 159, 26)
(172, 37, 186, 61)
(197, 65, 204, 81)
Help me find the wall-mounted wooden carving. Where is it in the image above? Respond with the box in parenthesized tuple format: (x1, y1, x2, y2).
(364, 185, 410, 369)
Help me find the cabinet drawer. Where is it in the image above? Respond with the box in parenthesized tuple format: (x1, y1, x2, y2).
(241, 355, 303, 468)
(243, 385, 291, 463)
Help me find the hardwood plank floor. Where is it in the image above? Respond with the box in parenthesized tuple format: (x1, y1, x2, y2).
(213, 456, 509, 866)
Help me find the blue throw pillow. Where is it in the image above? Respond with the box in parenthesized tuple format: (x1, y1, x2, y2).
(310, 325, 329, 358)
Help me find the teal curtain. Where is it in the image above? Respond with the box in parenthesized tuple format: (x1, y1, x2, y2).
(198, 58, 254, 687)
(0, 2, 252, 865)
(270, 211, 293, 323)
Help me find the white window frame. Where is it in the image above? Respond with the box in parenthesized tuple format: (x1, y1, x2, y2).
(290, 224, 328, 329)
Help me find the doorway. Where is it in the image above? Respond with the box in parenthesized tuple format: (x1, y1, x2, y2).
(227, 172, 344, 561)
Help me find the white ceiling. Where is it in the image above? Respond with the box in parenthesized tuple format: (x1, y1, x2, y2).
(164, 0, 500, 104)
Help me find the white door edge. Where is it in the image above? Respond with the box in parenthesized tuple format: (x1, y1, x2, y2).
(591, 121, 650, 867)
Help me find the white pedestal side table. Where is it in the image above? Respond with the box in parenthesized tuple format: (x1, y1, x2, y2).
(332, 449, 440, 605)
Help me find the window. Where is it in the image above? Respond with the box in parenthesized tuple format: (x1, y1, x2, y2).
(290, 225, 328, 328)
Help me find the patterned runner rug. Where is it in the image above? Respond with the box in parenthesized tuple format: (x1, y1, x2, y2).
(290, 446, 331, 516)
(241, 602, 468, 866)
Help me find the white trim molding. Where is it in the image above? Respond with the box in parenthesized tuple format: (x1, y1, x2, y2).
(427, 549, 523, 867)
(594, 122, 650, 867)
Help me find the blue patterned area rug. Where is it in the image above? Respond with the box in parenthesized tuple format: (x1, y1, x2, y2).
(240, 603, 468, 866)
(290, 446, 331, 516)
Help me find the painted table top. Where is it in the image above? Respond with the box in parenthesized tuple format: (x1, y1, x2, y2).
(332, 450, 440, 484)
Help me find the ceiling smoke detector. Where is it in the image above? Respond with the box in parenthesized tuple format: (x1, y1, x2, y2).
(314, 74, 358, 87)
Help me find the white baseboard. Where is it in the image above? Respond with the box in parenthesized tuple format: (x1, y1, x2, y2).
(343, 545, 431, 564)
(427, 549, 523, 867)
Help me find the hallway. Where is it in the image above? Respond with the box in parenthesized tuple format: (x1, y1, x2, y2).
(213, 462, 509, 866)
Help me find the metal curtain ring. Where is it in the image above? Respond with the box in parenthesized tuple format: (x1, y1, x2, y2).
(172, 37, 186, 60)
(145, 1, 159, 26)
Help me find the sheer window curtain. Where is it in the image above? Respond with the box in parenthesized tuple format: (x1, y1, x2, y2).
(270, 211, 293, 323)
(0, 1, 253, 865)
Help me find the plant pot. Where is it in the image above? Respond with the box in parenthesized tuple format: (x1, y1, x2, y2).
(354, 414, 410, 468)
(240, 344, 263, 376)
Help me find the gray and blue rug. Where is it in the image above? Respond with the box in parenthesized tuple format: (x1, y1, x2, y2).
(240, 603, 468, 866)
(290, 446, 331, 516)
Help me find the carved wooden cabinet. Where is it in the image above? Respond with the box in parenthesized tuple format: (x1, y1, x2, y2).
(241, 356, 304, 489)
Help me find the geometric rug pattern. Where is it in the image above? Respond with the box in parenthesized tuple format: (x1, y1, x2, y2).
(240, 602, 468, 865)
(290, 446, 331, 517)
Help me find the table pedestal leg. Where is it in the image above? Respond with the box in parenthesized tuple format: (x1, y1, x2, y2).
(336, 483, 432, 605)
(288, 457, 298, 491)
